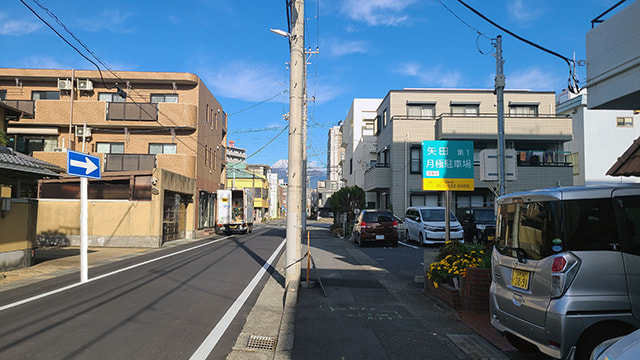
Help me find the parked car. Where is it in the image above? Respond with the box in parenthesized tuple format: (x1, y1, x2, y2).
(353, 209, 399, 247)
(490, 184, 640, 360)
(591, 328, 640, 360)
(456, 207, 496, 243)
(404, 206, 463, 245)
(393, 215, 405, 241)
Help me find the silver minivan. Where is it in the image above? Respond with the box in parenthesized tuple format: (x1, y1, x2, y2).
(490, 184, 640, 360)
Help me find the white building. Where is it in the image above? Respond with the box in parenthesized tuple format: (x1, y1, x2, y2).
(226, 140, 247, 164)
(327, 125, 343, 182)
(268, 172, 279, 219)
(340, 99, 381, 208)
(557, 90, 640, 185)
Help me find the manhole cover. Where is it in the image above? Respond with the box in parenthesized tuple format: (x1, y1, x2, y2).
(247, 335, 276, 350)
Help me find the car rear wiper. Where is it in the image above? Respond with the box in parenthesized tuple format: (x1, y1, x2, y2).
(500, 245, 529, 263)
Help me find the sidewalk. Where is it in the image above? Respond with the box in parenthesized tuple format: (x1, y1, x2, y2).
(284, 222, 510, 360)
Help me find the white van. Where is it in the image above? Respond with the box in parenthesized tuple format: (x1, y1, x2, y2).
(404, 206, 464, 245)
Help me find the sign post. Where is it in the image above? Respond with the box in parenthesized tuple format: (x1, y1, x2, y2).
(67, 150, 101, 282)
(422, 140, 474, 242)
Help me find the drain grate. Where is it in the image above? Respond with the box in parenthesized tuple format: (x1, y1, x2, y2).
(247, 335, 276, 350)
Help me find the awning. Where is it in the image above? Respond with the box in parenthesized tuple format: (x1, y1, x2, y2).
(7, 127, 59, 135)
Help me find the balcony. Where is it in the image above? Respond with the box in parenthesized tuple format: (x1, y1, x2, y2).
(105, 154, 156, 172)
(435, 114, 572, 141)
(7, 100, 197, 130)
(107, 103, 157, 121)
(1, 100, 35, 119)
(363, 164, 391, 191)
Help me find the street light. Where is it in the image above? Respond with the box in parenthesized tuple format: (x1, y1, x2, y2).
(270, 28, 290, 38)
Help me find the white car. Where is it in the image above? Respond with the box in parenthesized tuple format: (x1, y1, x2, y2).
(404, 206, 464, 245)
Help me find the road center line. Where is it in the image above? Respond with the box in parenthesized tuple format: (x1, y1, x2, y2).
(190, 238, 286, 360)
(0, 236, 234, 313)
(399, 241, 419, 249)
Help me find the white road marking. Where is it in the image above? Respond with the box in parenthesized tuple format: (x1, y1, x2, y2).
(0, 236, 234, 313)
(399, 241, 419, 249)
(190, 238, 286, 360)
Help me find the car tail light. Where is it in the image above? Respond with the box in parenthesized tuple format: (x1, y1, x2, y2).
(392, 220, 398, 228)
(551, 256, 567, 272)
(551, 253, 580, 298)
(361, 221, 367, 228)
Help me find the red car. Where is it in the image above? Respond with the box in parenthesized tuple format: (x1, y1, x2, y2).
(353, 209, 399, 247)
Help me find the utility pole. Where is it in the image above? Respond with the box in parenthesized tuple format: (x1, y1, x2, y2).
(495, 35, 506, 196)
(285, 0, 304, 285)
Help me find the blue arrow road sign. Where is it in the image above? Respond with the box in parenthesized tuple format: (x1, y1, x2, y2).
(67, 150, 101, 179)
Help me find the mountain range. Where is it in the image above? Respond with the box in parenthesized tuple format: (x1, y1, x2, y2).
(271, 159, 327, 189)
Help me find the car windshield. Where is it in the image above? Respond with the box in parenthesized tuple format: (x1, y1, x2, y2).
(474, 209, 496, 222)
(420, 209, 456, 222)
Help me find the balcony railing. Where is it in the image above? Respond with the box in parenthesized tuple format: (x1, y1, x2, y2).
(434, 113, 572, 141)
(364, 164, 391, 191)
(1, 100, 35, 118)
(107, 102, 158, 121)
(105, 154, 156, 172)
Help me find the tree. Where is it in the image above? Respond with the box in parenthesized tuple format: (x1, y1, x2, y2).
(328, 185, 365, 223)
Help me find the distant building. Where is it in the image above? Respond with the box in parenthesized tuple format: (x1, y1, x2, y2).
(340, 98, 381, 208)
(226, 140, 247, 164)
(327, 125, 343, 183)
(557, 89, 640, 185)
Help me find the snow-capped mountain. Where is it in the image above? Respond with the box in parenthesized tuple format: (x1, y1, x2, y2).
(271, 159, 327, 189)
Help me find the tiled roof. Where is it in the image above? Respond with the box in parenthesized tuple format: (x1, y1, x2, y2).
(607, 136, 640, 177)
(0, 147, 64, 178)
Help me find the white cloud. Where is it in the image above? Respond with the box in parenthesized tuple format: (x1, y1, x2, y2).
(20, 56, 66, 69)
(507, 0, 544, 25)
(395, 62, 463, 88)
(340, 0, 417, 26)
(325, 38, 368, 57)
(506, 67, 559, 91)
(78, 10, 133, 33)
(0, 14, 41, 35)
(200, 62, 287, 103)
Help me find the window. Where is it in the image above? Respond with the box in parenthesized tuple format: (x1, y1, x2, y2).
(410, 145, 421, 174)
(149, 143, 177, 154)
(31, 91, 59, 100)
(617, 117, 634, 127)
(362, 119, 374, 136)
(98, 92, 126, 102)
(379, 148, 390, 166)
(0, 90, 6, 100)
(375, 115, 382, 135)
(349, 158, 353, 175)
(509, 104, 538, 117)
(150, 94, 179, 103)
(383, 109, 388, 128)
(407, 103, 435, 118)
(96, 142, 124, 153)
(451, 104, 479, 116)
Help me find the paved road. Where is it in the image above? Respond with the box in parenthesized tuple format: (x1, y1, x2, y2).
(0, 226, 285, 360)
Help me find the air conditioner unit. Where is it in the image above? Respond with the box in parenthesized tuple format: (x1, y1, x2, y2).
(52, 147, 66, 152)
(75, 126, 92, 137)
(77, 79, 94, 91)
(57, 79, 72, 90)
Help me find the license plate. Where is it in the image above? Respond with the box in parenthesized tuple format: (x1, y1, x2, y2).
(376, 235, 385, 240)
(511, 269, 530, 290)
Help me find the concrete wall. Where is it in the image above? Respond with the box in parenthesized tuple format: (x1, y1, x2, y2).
(0, 199, 37, 271)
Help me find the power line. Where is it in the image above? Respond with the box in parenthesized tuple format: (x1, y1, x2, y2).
(456, 0, 581, 92)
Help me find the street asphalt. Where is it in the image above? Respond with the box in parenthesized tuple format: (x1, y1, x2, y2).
(0, 221, 543, 359)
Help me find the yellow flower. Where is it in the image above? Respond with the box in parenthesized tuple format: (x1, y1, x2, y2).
(433, 281, 439, 288)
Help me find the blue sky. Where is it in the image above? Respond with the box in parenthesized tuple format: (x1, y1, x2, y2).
(0, 0, 626, 170)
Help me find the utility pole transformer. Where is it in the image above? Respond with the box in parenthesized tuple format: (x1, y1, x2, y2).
(286, 0, 305, 285)
(495, 35, 506, 197)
